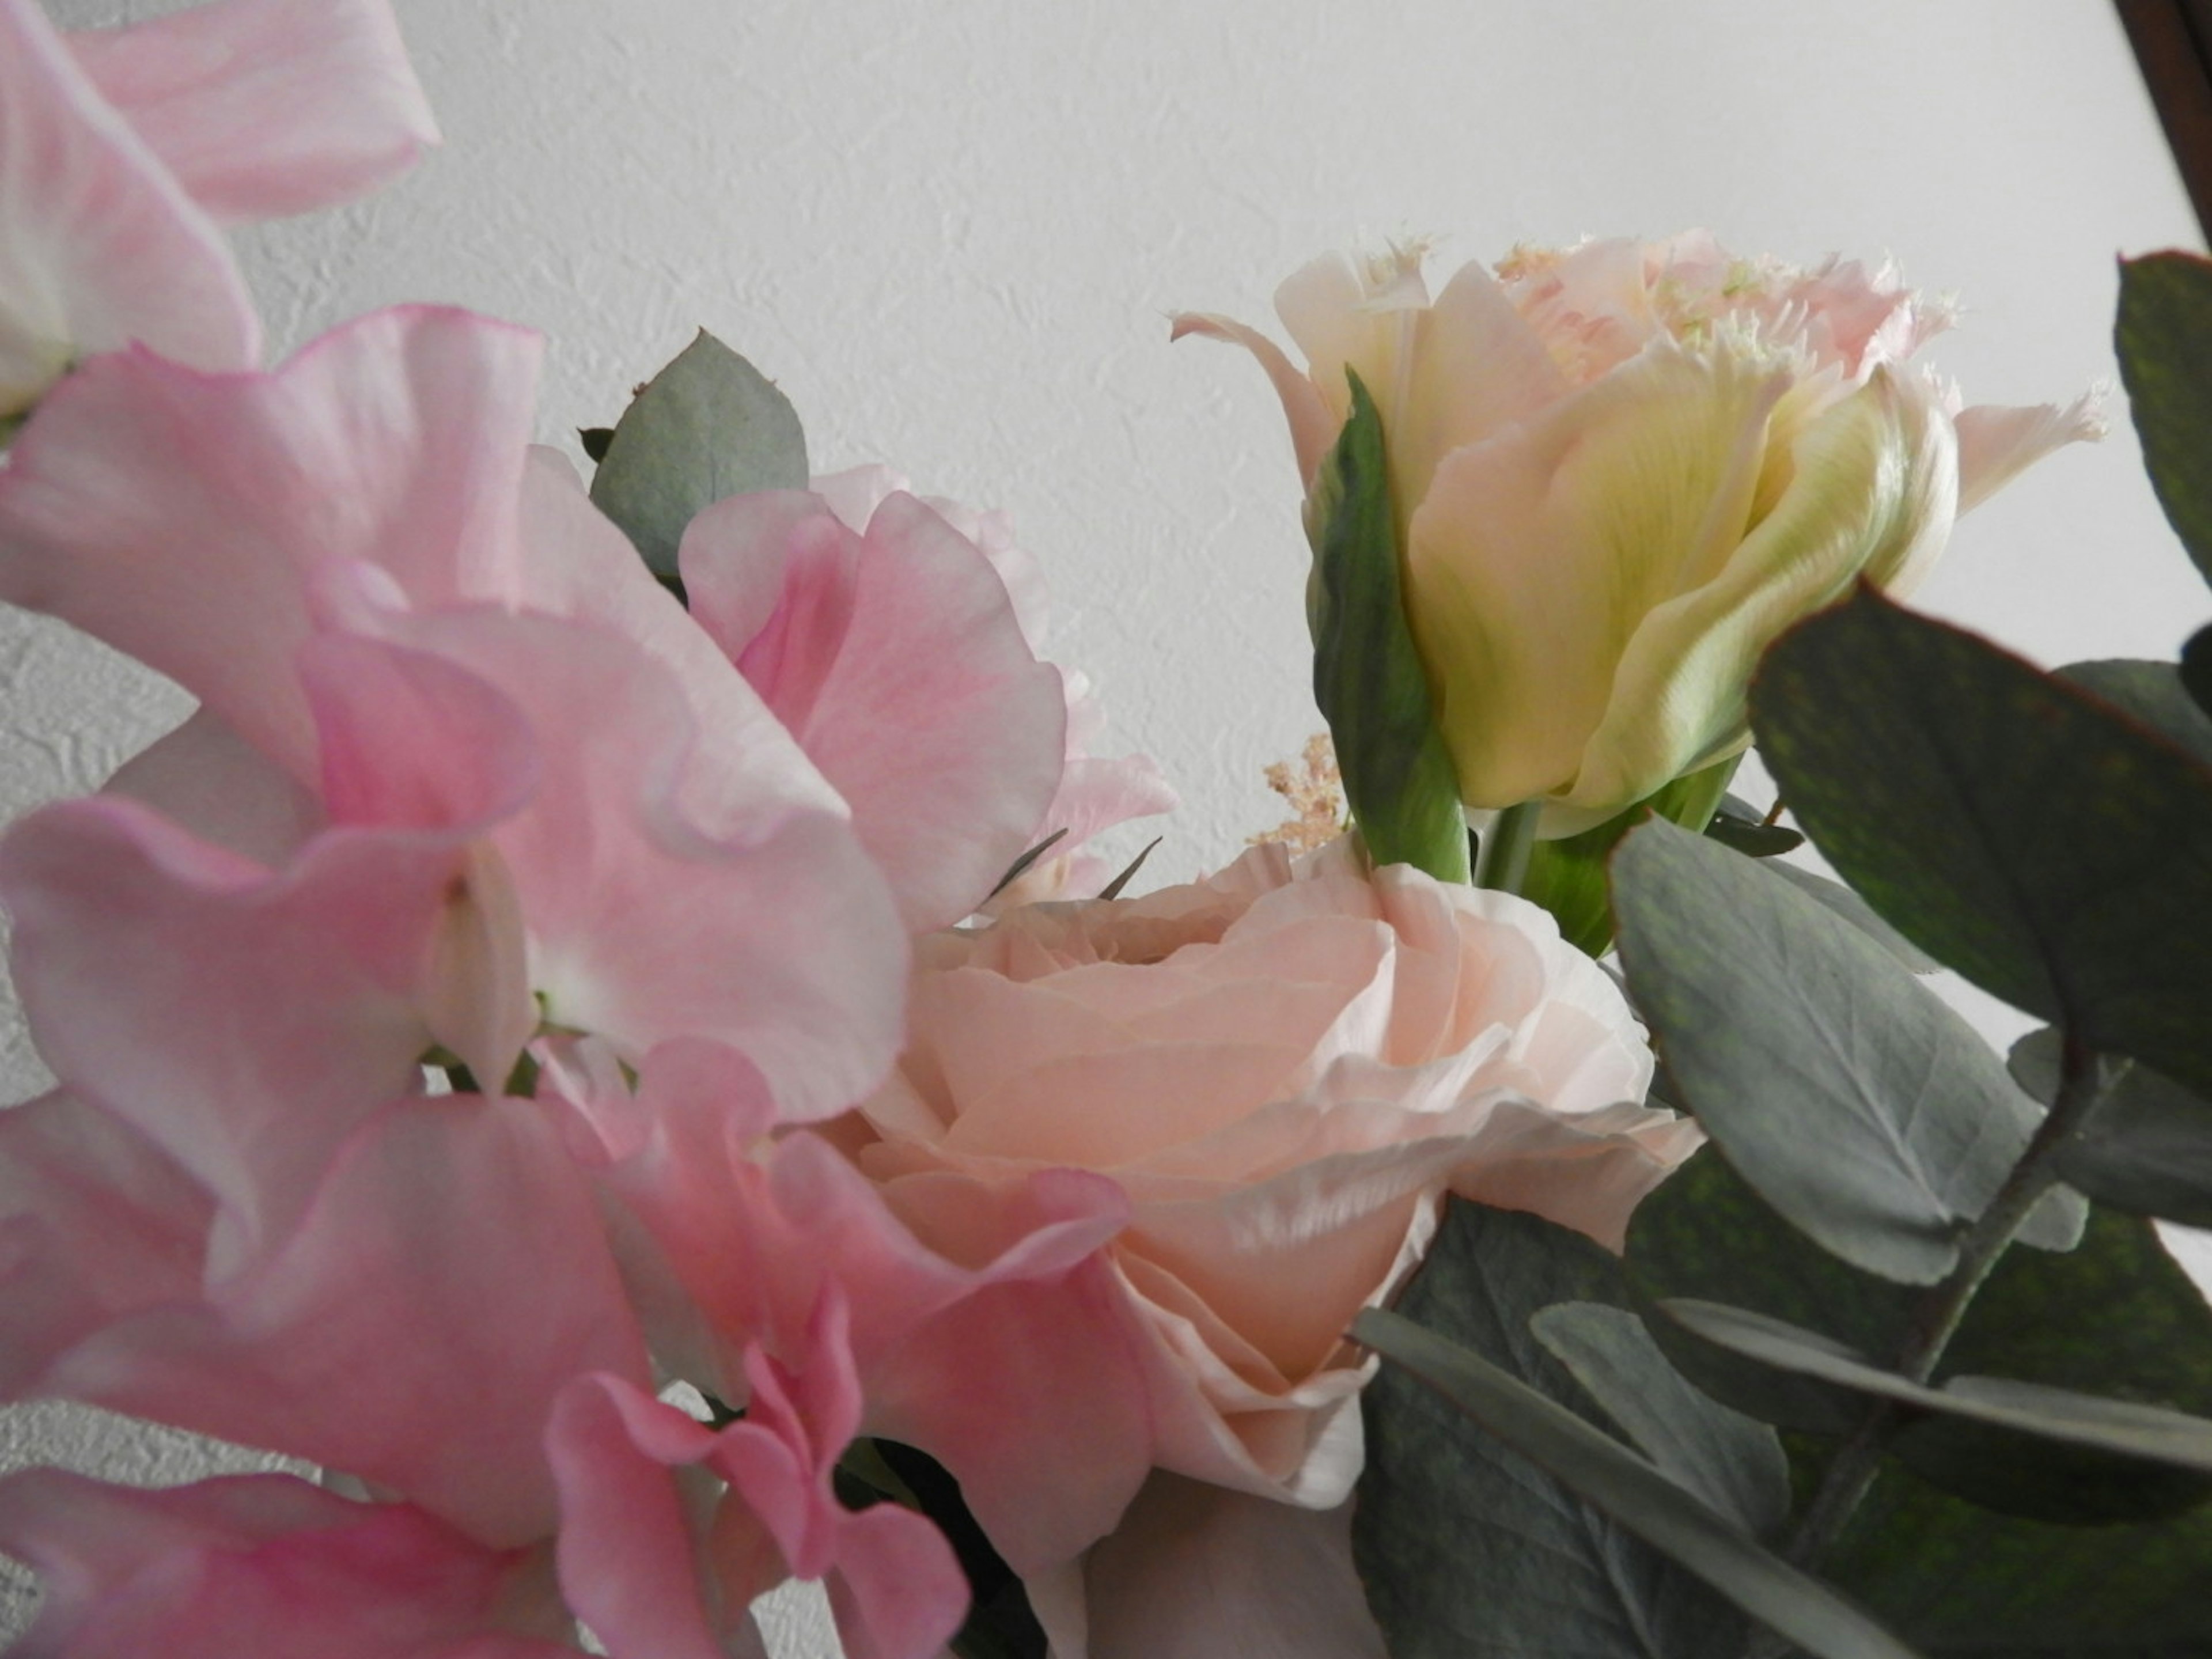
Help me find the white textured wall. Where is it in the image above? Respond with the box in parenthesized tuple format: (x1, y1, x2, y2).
(5, 1, 2206, 1652)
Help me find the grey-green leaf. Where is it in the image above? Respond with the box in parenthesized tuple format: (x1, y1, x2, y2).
(588, 329, 808, 576)
(1761, 858, 1940, 975)
(1357, 1306, 1925, 1659)
(2013, 1027, 2212, 1228)
(2061, 659, 2212, 770)
(1665, 1298, 2212, 1476)
(2118, 251, 2212, 588)
(1613, 816, 2082, 1285)
(1530, 1301, 1791, 1537)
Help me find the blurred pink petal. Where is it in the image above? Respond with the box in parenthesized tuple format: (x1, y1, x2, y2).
(0, 0, 255, 409)
(0, 306, 541, 777)
(0, 1471, 573, 1659)
(550, 1296, 965, 1659)
(683, 489, 1066, 932)
(68, 0, 438, 224)
(21, 1093, 646, 1548)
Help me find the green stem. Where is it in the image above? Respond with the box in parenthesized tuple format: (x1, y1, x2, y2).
(1474, 801, 1540, 896)
(1774, 1032, 2120, 1577)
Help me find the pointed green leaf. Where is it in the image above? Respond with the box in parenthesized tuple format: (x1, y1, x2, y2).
(1613, 816, 2081, 1284)
(1354, 1202, 1751, 1657)
(985, 828, 1066, 900)
(1665, 1298, 2212, 1478)
(2118, 251, 2212, 588)
(1305, 370, 1469, 883)
(1753, 589, 2212, 1102)
(1357, 1306, 1922, 1659)
(588, 329, 808, 576)
(1530, 1301, 1791, 1537)
(1629, 1155, 2212, 1522)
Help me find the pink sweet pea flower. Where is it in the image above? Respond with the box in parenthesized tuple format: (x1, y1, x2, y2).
(0, 0, 437, 417)
(548, 1290, 967, 1659)
(0, 1471, 576, 1659)
(801, 466, 1180, 911)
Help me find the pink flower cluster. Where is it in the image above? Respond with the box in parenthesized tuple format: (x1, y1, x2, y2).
(0, 6, 1688, 1656)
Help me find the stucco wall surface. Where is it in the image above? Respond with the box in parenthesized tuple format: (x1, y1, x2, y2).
(3, 2, 2207, 1653)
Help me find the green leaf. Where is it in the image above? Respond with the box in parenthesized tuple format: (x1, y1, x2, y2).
(1753, 589, 2212, 1102)
(1706, 793, 1806, 857)
(1761, 859, 1940, 974)
(1825, 1458, 2212, 1654)
(1629, 1154, 2212, 1522)
(1358, 1304, 1923, 1659)
(2061, 658, 2212, 769)
(2118, 251, 2212, 589)
(1354, 1202, 1751, 1657)
(1612, 816, 2082, 1284)
(1530, 1301, 1792, 1537)
(985, 828, 1066, 900)
(1518, 758, 1735, 956)
(2013, 1028, 2212, 1227)
(1665, 1298, 2212, 1476)
(588, 329, 808, 577)
(1305, 370, 1469, 884)
(578, 425, 615, 463)
(1094, 836, 1160, 901)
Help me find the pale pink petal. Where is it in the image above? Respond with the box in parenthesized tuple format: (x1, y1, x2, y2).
(0, 0, 255, 409)
(0, 796, 453, 1253)
(0, 1471, 571, 1659)
(684, 490, 1067, 933)
(1389, 259, 1569, 506)
(103, 708, 321, 868)
(69, 0, 438, 224)
(1169, 310, 1339, 488)
(0, 1091, 210, 1398)
(49, 1096, 647, 1548)
(0, 306, 541, 776)
(384, 607, 907, 1121)
(1953, 391, 2106, 515)
(1072, 1474, 1385, 1659)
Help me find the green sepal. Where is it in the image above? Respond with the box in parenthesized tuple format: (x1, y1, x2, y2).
(1518, 757, 1736, 955)
(1305, 369, 1470, 884)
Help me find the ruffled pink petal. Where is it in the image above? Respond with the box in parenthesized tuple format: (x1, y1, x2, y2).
(1953, 391, 2106, 516)
(0, 796, 456, 1254)
(0, 1091, 211, 1399)
(1168, 310, 1338, 489)
(0, 0, 255, 409)
(1061, 1473, 1385, 1659)
(0, 1471, 571, 1659)
(68, 0, 438, 225)
(46, 1094, 647, 1548)
(0, 306, 541, 776)
(382, 606, 907, 1120)
(683, 490, 1067, 933)
(103, 708, 322, 868)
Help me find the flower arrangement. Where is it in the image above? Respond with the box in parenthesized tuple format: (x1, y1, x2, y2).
(1, 5, 2210, 1658)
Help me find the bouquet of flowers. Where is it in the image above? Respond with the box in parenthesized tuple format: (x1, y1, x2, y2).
(1, 5, 2206, 1657)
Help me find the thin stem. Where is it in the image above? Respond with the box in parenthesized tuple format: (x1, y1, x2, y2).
(1474, 801, 1540, 896)
(1772, 1031, 2118, 1584)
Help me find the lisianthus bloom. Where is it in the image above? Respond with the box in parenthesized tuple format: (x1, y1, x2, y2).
(1176, 233, 2101, 828)
(851, 836, 1696, 1651)
(0, 0, 437, 418)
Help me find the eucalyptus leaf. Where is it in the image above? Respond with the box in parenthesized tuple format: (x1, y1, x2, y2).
(1752, 589, 2212, 1101)
(1825, 1457, 2212, 1654)
(1358, 1306, 1923, 1659)
(2118, 251, 2212, 589)
(2061, 658, 2212, 769)
(588, 329, 808, 577)
(1760, 859, 1940, 974)
(1530, 1301, 1791, 1537)
(2013, 1027, 2212, 1227)
(1612, 816, 2082, 1285)
(1664, 1298, 2212, 1476)
(1629, 1157, 2212, 1522)
(1354, 1201, 1751, 1658)
(1304, 370, 1469, 883)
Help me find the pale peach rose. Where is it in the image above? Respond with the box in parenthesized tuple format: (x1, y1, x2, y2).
(857, 836, 1695, 1540)
(1177, 234, 2101, 829)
